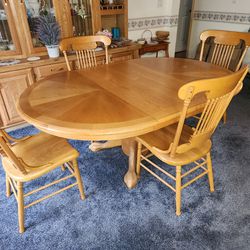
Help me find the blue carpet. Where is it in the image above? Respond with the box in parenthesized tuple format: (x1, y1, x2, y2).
(0, 81, 250, 249)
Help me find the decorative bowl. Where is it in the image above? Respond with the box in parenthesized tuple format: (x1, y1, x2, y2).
(137, 38, 146, 45)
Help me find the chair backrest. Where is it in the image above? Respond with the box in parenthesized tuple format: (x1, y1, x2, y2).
(0, 130, 27, 174)
(199, 30, 250, 72)
(60, 35, 111, 71)
(169, 66, 248, 157)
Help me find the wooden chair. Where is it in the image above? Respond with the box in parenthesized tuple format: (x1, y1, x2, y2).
(60, 35, 111, 71)
(0, 130, 85, 233)
(136, 66, 248, 216)
(199, 30, 250, 71)
(199, 30, 250, 123)
(60, 35, 120, 151)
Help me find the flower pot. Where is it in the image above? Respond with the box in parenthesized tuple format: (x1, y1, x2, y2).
(46, 45, 59, 58)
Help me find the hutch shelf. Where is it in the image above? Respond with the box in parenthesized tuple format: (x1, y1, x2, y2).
(92, 0, 128, 38)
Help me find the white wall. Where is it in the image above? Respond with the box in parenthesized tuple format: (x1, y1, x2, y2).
(193, 0, 250, 12)
(128, 0, 180, 57)
(188, 0, 250, 64)
(128, 0, 172, 18)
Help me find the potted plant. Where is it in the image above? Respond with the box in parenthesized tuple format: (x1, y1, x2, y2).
(37, 14, 61, 58)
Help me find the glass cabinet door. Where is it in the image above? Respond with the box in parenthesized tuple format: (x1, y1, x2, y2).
(23, 0, 55, 49)
(0, 0, 21, 58)
(69, 0, 93, 36)
(0, 0, 94, 59)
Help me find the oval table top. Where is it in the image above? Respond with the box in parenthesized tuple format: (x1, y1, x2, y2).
(17, 58, 230, 140)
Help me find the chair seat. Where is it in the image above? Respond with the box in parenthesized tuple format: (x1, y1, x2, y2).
(137, 123, 212, 166)
(2, 133, 79, 182)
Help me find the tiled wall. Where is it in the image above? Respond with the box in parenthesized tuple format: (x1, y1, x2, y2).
(128, 16, 178, 31)
(193, 11, 250, 25)
(127, 0, 250, 60)
(128, 0, 180, 57)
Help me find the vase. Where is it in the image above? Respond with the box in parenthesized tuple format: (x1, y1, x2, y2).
(46, 45, 59, 58)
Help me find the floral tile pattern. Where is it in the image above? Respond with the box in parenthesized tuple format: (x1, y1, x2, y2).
(128, 11, 250, 32)
(193, 11, 250, 25)
(128, 16, 178, 31)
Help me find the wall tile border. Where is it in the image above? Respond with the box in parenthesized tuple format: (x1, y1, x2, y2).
(128, 16, 178, 31)
(193, 11, 250, 25)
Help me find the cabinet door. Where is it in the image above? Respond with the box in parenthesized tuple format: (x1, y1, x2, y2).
(0, 0, 22, 59)
(10, 0, 56, 56)
(68, 0, 93, 36)
(52, 0, 93, 37)
(0, 68, 34, 127)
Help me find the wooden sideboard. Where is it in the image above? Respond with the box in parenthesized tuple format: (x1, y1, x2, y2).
(139, 41, 170, 58)
(0, 43, 141, 128)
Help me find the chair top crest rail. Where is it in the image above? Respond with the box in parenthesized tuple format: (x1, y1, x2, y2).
(199, 30, 250, 71)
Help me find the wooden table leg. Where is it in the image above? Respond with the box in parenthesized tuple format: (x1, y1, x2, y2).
(165, 47, 169, 57)
(89, 140, 122, 152)
(122, 138, 138, 189)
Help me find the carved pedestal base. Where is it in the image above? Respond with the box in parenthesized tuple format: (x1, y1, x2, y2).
(122, 138, 138, 189)
(89, 140, 122, 152)
(88, 138, 138, 189)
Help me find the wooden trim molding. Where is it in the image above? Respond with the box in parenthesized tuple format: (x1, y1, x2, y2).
(53, 0, 73, 38)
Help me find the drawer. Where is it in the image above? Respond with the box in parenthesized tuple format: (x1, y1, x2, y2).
(110, 52, 133, 63)
(34, 62, 70, 81)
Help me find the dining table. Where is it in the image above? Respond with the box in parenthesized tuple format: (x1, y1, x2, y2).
(17, 57, 230, 189)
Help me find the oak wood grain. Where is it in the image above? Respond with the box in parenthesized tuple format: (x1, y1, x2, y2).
(17, 58, 230, 141)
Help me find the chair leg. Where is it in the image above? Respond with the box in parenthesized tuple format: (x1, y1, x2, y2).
(61, 164, 66, 171)
(72, 159, 85, 200)
(223, 112, 227, 124)
(6, 175, 11, 197)
(17, 182, 25, 233)
(206, 152, 215, 192)
(176, 166, 182, 216)
(136, 142, 142, 177)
